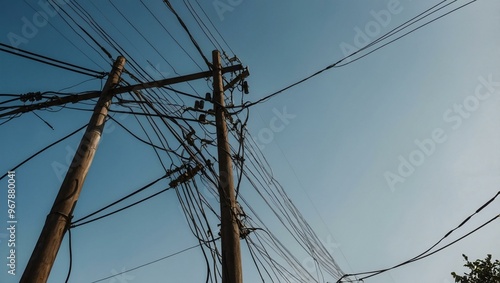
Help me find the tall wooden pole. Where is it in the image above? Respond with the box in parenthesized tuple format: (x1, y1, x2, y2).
(20, 56, 126, 283)
(213, 50, 243, 283)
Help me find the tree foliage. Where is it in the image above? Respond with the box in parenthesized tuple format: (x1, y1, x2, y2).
(451, 254, 500, 283)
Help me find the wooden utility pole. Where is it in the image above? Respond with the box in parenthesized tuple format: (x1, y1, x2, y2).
(213, 50, 243, 283)
(20, 56, 126, 283)
(17, 51, 247, 283)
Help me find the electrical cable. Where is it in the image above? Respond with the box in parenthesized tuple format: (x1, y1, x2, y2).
(107, 0, 176, 74)
(58, 77, 102, 93)
(252, 125, 359, 280)
(139, 0, 204, 71)
(64, 229, 73, 283)
(64, 0, 119, 61)
(236, 134, 353, 280)
(337, 190, 500, 282)
(107, 115, 174, 151)
(70, 185, 173, 228)
(106, 109, 201, 123)
(85, 0, 168, 78)
(127, 87, 186, 171)
(0, 43, 106, 78)
(89, 242, 208, 283)
(334, 0, 448, 68)
(0, 123, 88, 181)
(104, 2, 203, 100)
(193, 0, 236, 56)
(71, 174, 171, 227)
(335, 0, 476, 68)
(244, 237, 267, 283)
(32, 111, 54, 130)
(48, 0, 114, 62)
(162, 0, 212, 69)
(233, 0, 480, 111)
(351, 213, 500, 282)
(0, 96, 26, 106)
(21, 0, 107, 70)
(182, 0, 220, 52)
(0, 115, 19, 126)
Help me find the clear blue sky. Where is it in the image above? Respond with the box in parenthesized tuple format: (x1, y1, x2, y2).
(1, 0, 499, 282)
